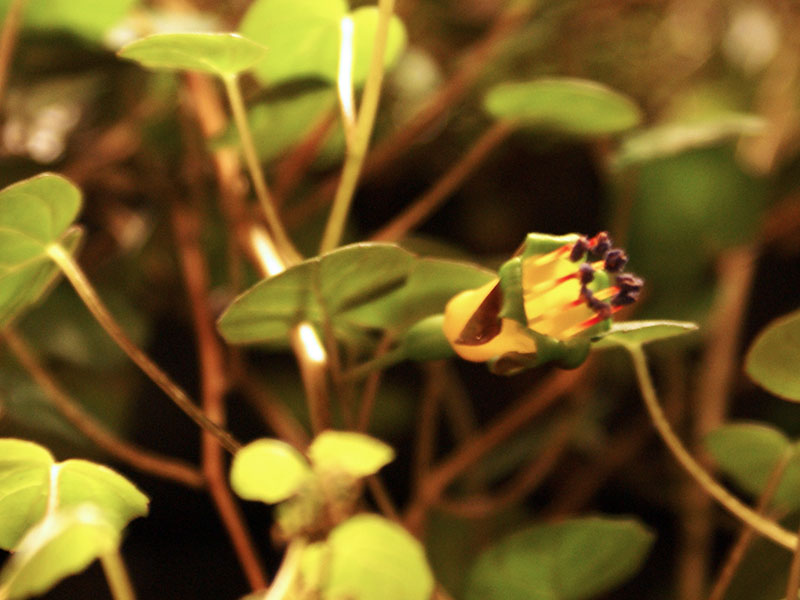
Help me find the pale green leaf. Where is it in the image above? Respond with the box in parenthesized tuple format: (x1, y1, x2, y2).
(230, 439, 311, 504)
(465, 517, 654, 600)
(308, 431, 394, 477)
(118, 32, 267, 77)
(485, 78, 643, 136)
(593, 320, 699, 349)
(745, 309, 800, 401)
(350, 6, 408, 85)
(0, 505, 119, 599)
(0, 0, 136, 43)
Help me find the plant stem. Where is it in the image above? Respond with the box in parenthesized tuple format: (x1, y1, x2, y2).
(264, 538, 306, 600)
(46, 243, 241, 454)
(319, 0, 397, 253)
(343, 347, 406, 382)
(2, 328, 204, 488)
(787, 520, 800, 600)
(100, 551, 136, 600)
(223, 74, 300, 265)
(0, 0, 27, 109)
(627, 343, 798, 551)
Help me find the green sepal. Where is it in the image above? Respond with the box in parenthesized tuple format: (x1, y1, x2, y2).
(497, 257, 525, 325)
(399, 314, 455, 361)
(520, 232, 580, 259)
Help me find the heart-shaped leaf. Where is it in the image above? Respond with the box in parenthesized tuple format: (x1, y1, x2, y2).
(485, 78, 643, 136)
(745, 309, 800, 402)
(300, 514, 434, 600)
(593, 320, 699, 350)
(0, 174, 83, 328)
(0, 439, 148, 551)
(0, 504, 119, 600)
(308, 431, 394, 478)
(238, 0, 406, 86)
(217, 243, 415, 346)
(705, 422, 800, 511)
(0, 0, 136, 43)
(118, 32, 268, 78)
(465, 516, 654, 600)
(230, 439, 311, 504)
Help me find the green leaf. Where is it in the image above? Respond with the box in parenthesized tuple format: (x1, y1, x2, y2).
(230, 439, 311, 504)
(704, 423, 800, 511)
(614, 114, 765, 169)
(0, 174, 84, 328)
(0, 0, 136, 43)
(0, 504, 119, 600)
(308, 431, 394, 477)
(484, 78, 643, 136)
(217, 243, 415, 346)
(593, 320, 699, 349)
(341, 258, 495, 333)
(300, 514, 434, 600)
(118, 33, 268, 78)
(465, 516, 654, 600)
(745, 309, 800, 401)
(239, 0, 406, 86)
(0, 439, 148, 551)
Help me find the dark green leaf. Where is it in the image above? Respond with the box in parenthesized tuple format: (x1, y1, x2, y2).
(230, 439, 311, 504)
(745, 309, 800, 401)
(484, 78, 642, 136)
(0, 505, 119, 599)
(0, 439, 148, 551)
(118, 33, 267, 77)
(593, 320, 699, 349)
(465, 516, 654, 600)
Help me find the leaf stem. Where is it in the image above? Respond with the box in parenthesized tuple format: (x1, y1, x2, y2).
(319, 0, 397, 253)
(627, 343, 798, 551)
(46, 243, 241, 454)
(100, 550, 136, 600)
(263, 538, 306, 600)
(223, 74, 300, 265)
(0, 0, 27, 109)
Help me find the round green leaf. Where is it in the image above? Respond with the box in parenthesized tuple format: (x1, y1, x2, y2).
(230, 439, 311, 504)
(592, 320, 699, 350)
(0, 174, 84, 328)
(239, 0, 406, 86)
(0, 505, 119, 600)
(0, 439, 148, 551)
(745, 309, 800, 401)
(465, 517, 654, 600)
(704, 422, 800, 511)
(484, 78, 643, 136)
(0, 0, 136, 43)
(118, 33, 268, 78)
(217, 243, 415, 346)
(308, 431, 394, 478)
(301, 514, 434, 600)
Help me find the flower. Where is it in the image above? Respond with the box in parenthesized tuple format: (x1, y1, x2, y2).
(442, 232, 643, 374)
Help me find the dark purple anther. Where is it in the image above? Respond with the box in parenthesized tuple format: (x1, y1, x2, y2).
(603, 249, 628, 273)
(615, 273, 644, 294)
(570, 237, 589, 262)
(578, 262, 595, 284)
(590, 232, 611, 256)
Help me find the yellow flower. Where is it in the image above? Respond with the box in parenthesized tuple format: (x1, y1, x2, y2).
(442, 232, 642, 374)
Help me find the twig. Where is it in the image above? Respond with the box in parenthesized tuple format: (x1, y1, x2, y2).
(628, 344, 797, 550)
(370, 121, 514, 242)
(0, 0, 27, 109)
(100, 550, 137, 600)
(356, 332, 395, 432)
(1, 328, 204, 488)
(171, 203, 267, 590)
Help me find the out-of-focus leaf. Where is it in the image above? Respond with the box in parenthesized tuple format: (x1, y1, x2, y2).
(308, 431, 394, 477)
(0, 504, 119, 599)
(745, 309, 800, 402)
(0, 0, 136, 43)
(705, 422, 800, 511)
(230, 439, 311, 504)
(118, 32, 267, 78)
(0, 439, 148, 551)
(300, 514, 434, 600)
(465, 516, 654, 600)
(0, 174, 83, 328)
(484, 78, 642, 136)
(238, 0, 406, 86)
(593, 320, 699, 349)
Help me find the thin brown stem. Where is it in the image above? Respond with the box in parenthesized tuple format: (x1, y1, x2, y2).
(787, 520, 800, 600)
(1, 328, 203, 488)
(356, 333, 395, 432)
(171, 202, 267, 591)
(371, 121, 514, 242)
(0, 0, 27, 109)
(366, 475, 401, 521)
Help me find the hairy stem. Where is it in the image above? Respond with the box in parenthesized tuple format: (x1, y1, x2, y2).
(47, 243, 240, 454)
(628, 343, 797, 550)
